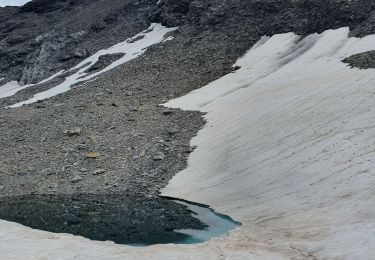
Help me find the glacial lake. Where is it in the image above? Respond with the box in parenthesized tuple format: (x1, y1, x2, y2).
(0, 194, 240, 246)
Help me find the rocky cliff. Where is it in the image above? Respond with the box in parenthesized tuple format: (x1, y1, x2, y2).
(2, 0, 375, 85)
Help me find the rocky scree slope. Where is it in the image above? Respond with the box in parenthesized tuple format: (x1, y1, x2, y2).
(3, 0, 375, 85)
(1, 0, 375, 199)
(0, 0, 158, 84)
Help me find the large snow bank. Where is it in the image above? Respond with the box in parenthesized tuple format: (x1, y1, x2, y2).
(164, 27, 375, 258)
(1, 27, 375, 259)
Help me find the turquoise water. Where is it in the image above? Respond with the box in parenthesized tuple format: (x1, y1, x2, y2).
(173, 200, 241, 244)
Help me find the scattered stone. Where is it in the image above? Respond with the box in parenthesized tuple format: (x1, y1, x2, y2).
(75, 143, 87, 150)
(74, 48, 88, 59)
(71, 175, 83, 183)
(93, 169, 106, 175)
(64, 127, 81, 137)
(168, 128, 179, 135)
(80, 168, 88, 172)
(153, 153, 165, 161)
(232, 65, 241, 72)
(85, 152, 100, 159)
(163, 110, 173, 115)
(35, 103, 47, 108)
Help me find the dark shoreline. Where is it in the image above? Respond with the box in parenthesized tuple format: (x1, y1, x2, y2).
(0, 193, 206, 245)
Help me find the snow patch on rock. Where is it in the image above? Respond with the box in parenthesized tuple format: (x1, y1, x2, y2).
(8, 23, 176, 107)
(0, 70, 64, 100)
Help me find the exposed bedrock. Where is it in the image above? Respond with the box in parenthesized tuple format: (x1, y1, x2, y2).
(2, 0, 375, 84)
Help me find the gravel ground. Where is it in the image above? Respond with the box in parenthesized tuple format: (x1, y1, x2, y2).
(2, 0, 375, 231)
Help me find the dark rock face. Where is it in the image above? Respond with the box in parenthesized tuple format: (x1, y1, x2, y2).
(3, 0, 375, 85)
(19, 0, 67, 14)
(155, 0, 375, 37)
(342, 51, 375, 69)
(0, 0, 158, 84)
(152, 0, 193, 26)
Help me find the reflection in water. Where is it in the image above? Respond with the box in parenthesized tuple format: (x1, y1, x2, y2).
(0, 194, 240, 246)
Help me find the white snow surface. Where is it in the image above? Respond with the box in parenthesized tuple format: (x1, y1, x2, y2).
(0, 0, 31, 7)
(9, 23, 176, 107)
(164, 27, 375, 259)
(1, 27, 375, 259)
(0, 81, 25, 99)
(0, 70, 64, 101)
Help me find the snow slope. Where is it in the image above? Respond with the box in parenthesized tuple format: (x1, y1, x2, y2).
(1, 27, 375, 259)
(3, 23, 176, 107)
(0, 0, 31, 7)
(164, 27, 375, 259)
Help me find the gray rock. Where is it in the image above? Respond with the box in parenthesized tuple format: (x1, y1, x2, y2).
(129, 107, 139, 112)
(153, 153, 165, 161)
(71, 175, 83, 183)
(168, 128, 179, 135)
(342, 51, 375, 69)
(64, 127, 81, 137)
(163, 109, 173, 115)
(93, 169, 106, 175)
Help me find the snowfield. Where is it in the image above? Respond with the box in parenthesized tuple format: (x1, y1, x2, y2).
(1, 27, 375, 259)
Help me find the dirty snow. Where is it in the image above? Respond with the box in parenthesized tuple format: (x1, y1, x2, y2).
(1, 27, 375, 259)
(9, 23, 177, 108)
(164, 27, 375, 259)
